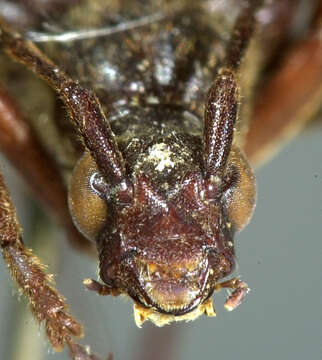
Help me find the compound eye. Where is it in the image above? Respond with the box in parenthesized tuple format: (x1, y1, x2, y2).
(68, 152, 108, 241)
(223, 147, 256, 232)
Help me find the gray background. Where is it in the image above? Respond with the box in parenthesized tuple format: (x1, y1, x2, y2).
(0, 128, 321, 360)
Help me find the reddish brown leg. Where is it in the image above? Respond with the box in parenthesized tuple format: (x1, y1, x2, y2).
(215, 278, 249, 311)
(67, 341, 112, 360)
(245, 2, 322, 166)
(0, 85, 94, 254)
(0, 172, 105, 359)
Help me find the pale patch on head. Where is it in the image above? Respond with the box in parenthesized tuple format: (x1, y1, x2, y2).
(147, 143, 175, 172)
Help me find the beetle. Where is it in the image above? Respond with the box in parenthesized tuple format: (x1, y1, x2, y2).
(0, 1, 321, 359)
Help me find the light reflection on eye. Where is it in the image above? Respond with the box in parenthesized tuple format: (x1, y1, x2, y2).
(90, 172, 109, 199)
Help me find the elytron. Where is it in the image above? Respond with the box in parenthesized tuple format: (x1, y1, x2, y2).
(0, 0, 321, 359)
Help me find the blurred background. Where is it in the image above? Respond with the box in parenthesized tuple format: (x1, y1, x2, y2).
(0, 127, 321, 360)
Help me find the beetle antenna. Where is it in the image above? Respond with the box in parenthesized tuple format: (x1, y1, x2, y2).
(0, 19, 126, 186)
(203, 0, 262, 177)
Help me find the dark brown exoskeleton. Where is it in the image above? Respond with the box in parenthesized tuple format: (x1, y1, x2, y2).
(0, 0, 321, 359)
(1, 0, 257, 327)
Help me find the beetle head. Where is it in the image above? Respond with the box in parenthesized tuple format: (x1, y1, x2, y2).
(69, 145, 255, 326)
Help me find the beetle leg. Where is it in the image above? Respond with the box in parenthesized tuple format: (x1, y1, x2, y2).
(0, 18, 126, 186)
(0, 85, 94, 254)
(0, 172, 80, 347)
(67, 339, 112, 360)
(215, 278, 249, 311)
(245, 2, 322, 166)
(0, 172, 107, 359)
